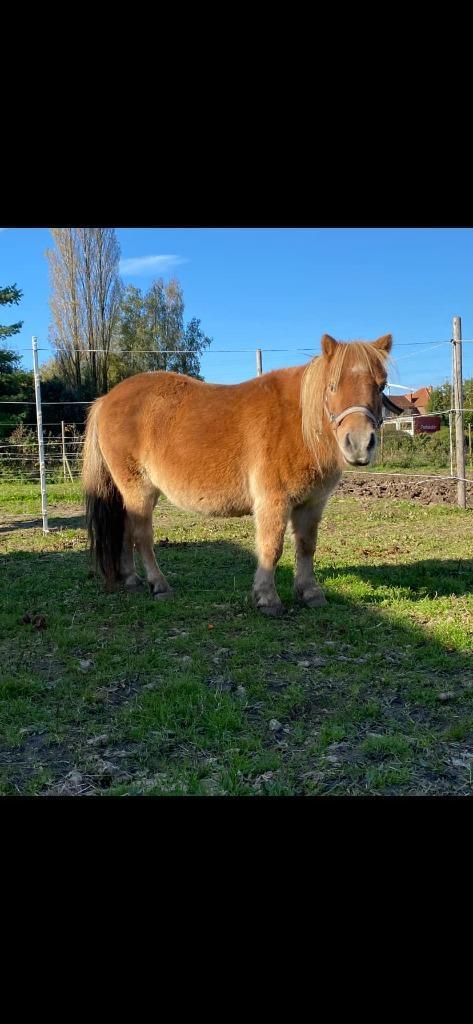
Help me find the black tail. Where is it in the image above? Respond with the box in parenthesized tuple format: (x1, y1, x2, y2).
(83, 397, 125, 585)
(86, 487, 125, 584)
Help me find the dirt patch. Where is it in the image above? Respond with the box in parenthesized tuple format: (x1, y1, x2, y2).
(0, 732, 72, 793)
(337, 473, 471, 506)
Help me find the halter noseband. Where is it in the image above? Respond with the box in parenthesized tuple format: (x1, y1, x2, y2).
(326, 393, 399, 431)
(326, 404, 382, 430)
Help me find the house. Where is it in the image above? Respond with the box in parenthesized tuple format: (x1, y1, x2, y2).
(383, 385, 433, 419)
(383, 386, 440, 436)
(400, 386, 432, 415)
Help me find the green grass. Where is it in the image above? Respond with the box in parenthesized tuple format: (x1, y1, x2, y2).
(1, 482, 472, 796)
(0, 481, 84, 516)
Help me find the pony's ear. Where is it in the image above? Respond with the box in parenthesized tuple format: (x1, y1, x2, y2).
(372, 334, 393, 354)
(321, 334, 338, 359)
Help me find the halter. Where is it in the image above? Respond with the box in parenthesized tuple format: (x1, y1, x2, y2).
(326, 404, 382, 430)
(325, 393, 399, 431)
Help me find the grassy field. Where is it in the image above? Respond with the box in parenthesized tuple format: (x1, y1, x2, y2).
(1, 481, 472, 796)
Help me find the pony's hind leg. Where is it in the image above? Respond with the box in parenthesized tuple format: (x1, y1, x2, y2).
(290, 500, 327, 607)
(252, 496, 289, 616)
(119, 514, 144, 591)
(125, 488, 173, 600)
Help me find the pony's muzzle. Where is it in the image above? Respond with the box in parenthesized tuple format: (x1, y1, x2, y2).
(342, 428, 376, 466)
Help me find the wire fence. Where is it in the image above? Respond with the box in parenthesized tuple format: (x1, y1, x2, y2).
(0, 424, 85, 482)
(1, 332, 472, 527)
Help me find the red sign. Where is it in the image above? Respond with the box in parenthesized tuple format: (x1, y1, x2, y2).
(413, 415, 441, 435)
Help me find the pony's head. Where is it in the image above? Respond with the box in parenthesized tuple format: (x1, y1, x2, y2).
(301, 334, 392, 466)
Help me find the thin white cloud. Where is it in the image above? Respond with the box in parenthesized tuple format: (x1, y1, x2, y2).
(0, 228, 6, 233)
(119, 254, 187, 276)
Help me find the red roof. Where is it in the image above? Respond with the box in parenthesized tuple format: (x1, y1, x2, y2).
(386, 386, 432, 416)
(403, 387, 432, 408)
(387, 396, 420, 415)
(391, 394, 416, 410)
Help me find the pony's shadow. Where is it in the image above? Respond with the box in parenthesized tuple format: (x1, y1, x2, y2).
(2, 541, 472, 694)
(155, 539, 473, 602)
(322, 558, 473, 600)
(151, 541, 473, 682)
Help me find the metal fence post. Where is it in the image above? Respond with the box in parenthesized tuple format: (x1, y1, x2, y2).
(256, 348, 263, 376)
(32, 336, 49, 533)
(61, 420, 66, 481)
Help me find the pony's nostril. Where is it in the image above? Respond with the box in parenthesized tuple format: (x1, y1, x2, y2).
(367, 432, 376, 450)
(344, 432, 352, 449)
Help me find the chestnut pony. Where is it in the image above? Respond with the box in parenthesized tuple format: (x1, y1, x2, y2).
(83, 333, 392, 615)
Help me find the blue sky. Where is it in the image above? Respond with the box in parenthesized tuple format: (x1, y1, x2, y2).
(1, 227, 472, 391)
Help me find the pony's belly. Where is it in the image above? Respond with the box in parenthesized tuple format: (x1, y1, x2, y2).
(146, 456, 252, 517)
(158, 481, 252, 518)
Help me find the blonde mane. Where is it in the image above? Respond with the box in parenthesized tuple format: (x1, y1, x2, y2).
(300, 341, 391, 455)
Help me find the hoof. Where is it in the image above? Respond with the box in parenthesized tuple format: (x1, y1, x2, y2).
(257, 602, 284, 618)
(152, 587, 173, 601)
(296, 587, 327, 608)
(123, 575, 145, 592)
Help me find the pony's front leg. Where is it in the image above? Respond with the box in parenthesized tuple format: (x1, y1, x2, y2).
(290, 501, 327, 607)
(253, 497, 289, 617)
